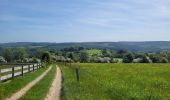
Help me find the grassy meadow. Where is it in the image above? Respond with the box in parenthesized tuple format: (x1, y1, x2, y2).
(60, 63, 170, 100)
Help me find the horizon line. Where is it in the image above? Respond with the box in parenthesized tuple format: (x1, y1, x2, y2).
(1, 41, 170, 44)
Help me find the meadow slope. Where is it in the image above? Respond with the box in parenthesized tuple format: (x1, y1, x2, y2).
(60, 63, 170, 100)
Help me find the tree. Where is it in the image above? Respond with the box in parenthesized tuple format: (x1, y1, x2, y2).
(103, 57, 111, 63)
(80, 51, 89, 63)
(55, 51, 63, 56)
(28, 58, 41, 63)
(14, 48, 28, 62)
(160, 57, 168, 63)
(160, 51, 170, 63)
(149, 54, 161, 63)
(141, 55, 152, 63)
(116, 49, 127, 58)
(41, 51, 51, 63)
(102, 49, 112, 57)
(72, 53, 80, 62)
(3, 48, 13, 62)
(123, 53, 134, 63)
(35, 48, 46, 59)
(110, 50, 116, 58)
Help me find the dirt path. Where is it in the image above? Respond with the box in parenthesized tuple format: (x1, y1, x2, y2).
(6, 66, 52, 100)
(45, 65, 62, 100)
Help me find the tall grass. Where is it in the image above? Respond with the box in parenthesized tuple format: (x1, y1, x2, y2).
(60, 63, 170, 100)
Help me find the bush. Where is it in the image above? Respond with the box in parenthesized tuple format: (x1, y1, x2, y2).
(3, 48, 12, 62)
(133, 58, 142, 63)
(80, 51, 89, 63)
(141, 56, 152, 63)
(103, 57, 111, 63)
(41, 52, 51, 63)
(111, 58, 119, 63)
(28, 58, 41, 63)
(0, 56, 7, 63)
(14, 48, 28, 62)
(123, 53, 134, 63)
(149, 54, 161, 63)
(55, 56, 66, 62)
(23, 58, 29, 63)
(160, 57, 168, 63)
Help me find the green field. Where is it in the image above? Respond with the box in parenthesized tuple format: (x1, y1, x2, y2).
(60, 63, 170, 100)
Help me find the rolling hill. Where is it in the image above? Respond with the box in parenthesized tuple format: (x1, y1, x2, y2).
(0, 41, 170, 52)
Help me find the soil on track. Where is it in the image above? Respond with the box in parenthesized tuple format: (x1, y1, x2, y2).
(45, 65, 62, 100)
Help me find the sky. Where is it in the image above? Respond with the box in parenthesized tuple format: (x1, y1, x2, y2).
(0, 0, 170, 43)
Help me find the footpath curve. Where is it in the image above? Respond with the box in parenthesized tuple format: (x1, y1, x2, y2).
(6, 66, 52, 100)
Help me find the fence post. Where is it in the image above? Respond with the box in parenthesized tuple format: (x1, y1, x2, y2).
(38, 63, 40, 69)
(21, 65, 24, 76)
(75, 67, 79, 82)
(33, 64, 35, 71)
(12, 66, 15, 79)
(70, 60, 71, 68)
(28, 65, 30, 72)
(0, 68, 1, 81)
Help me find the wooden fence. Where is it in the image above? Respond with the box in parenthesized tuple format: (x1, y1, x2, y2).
(0, 63, 42, 81)
(60, 62, 79, 82)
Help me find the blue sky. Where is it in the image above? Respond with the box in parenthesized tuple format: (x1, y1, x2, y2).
(0, 0, 170, 43)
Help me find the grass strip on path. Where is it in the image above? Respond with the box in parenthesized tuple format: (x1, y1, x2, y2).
(19, 64, 56, 100)
(0, 66, 48, 100)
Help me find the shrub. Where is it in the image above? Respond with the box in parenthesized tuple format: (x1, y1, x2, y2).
(160, 57, 169, 63)
(133, 58, 142, 63)
(103, 57, 111, 63)
(23, 58, 29, 63)
(0, 56, 7, 63)
(80, 51, 89, 63)
(141, 56, 152, 63)
(149, 54, 161, 63)
(55, 56, 66, 62)
(3, 48, 12, 62)
(111, 58, 119, 63)
(41, 52, 51, 63)
(123, 53, 134, 63)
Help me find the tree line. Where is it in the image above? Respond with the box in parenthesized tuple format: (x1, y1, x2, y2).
(0, 48, 51, 63)
(53, 47, 170, 63)
(0, 46, 170, 63)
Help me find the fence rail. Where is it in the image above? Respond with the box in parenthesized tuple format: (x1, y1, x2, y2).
(0, 63, 42, 81)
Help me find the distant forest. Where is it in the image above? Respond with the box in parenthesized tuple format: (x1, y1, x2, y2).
(1, 41, 170, 52)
